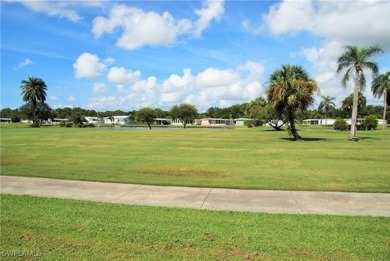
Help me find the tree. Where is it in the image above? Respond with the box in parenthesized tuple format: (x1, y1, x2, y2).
(318, 96, 336, 125)
(137, 107, 156, 129)
(336, 45, 383, 140)
(20, 77, 48, 127)
(70, 112, 87, 128)
(19, 102, 52, 126)
(371, 71, 390, 128)
(341, 92, 366, 117)
(170, 103, 198, 128)
(266, 65, 319, 140)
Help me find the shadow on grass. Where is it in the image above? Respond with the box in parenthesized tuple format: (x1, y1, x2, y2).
(356, 136, 381, 141)
(280, 137, 328, 142)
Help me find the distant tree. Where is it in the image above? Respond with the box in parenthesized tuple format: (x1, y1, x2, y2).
(318, 96, 336, 125)
(336, 45, 383, 139)
(137, 107, 156, 129)
(20, 77, 48, 127)
(170, 103, 198, 128)
(342, 92, 366, 117)
(371, 71, 390, 128)
(0, 108, 13, 118)
(266, 65, 319, 140)
(70, 112, 87, 128)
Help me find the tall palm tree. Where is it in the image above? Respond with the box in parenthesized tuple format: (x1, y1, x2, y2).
(266, 65, 319, 140)
(318, 96, 336, 125)
(336, 45, 383, 140)
(20, 77, 47, 127)
(371, 71, 390, 128)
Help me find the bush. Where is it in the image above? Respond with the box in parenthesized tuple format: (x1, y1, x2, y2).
(65, 122, 73, 128)
(59, 121, 67, 127)
(244, 120, 254, 128)
(361, 115, 378, 130)
(84, 123, 95, 128)
(334, 118, 348, 131)
(253, 119, 263, 127)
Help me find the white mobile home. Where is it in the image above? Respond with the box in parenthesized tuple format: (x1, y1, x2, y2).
(85, 117, 104, 124)
(200, 118, 234, 126)
(104, 116, 131, 125)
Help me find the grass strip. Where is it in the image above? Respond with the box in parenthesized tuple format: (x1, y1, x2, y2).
(1, 194, 389, 260)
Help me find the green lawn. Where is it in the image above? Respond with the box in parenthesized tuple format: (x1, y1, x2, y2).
(1, 194, 389, 260)
(1, 124, 389, 192)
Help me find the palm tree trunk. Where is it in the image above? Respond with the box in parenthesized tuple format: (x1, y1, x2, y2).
(383, 88, 388, 129)
(288, 110, 302, 141)
(349, 71, 360, 140)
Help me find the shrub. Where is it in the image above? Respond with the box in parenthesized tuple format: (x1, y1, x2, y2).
(65, 122, 73, 128)
(244, 120, 254, 128)
(84, 123, 95, 128)
(361, 115, 378, 130)
(253, 119, 263, 127)
(334, 118, 348, 131)
(59, 121, 67, 127)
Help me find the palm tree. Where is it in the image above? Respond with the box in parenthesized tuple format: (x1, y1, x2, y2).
(318, 96, 336, 125)
(266, 65, 319, 140)
(336, 45, 383, 140)
(341, 92, 366, 115)
(20, 77, 47, 127)
(371, 71, 390, 128)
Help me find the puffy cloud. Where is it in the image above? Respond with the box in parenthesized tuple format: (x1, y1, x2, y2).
(107, 67, 141, 85)
(92, 5, 192, 50)
(87, 61, 264, 111)
(73, 52, 107, 79)
(196, 68, 240, 88)
(92, 0, 225, 50)
(262, 0, 390, 48)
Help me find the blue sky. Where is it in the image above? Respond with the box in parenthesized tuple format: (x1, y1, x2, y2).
(1, 0, 389, 112)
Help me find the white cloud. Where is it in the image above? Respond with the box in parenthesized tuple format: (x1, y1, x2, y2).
(103, 58, 115, 64)
(73, 52, 107, 79)
(92, 83, 108, 95)
(4, 0, 104, 22)
(87, 61, 264, 111)
(15, 58, 33, 69)
(67, 96, 76, 102)
(92, 5, 192, 50)
(107, 67, 141, 85)
(262, 0, 390, 48)
(196, 68, 240, 88)
(48, 95, 58, 101)
(92, 0, 225, 50)
(193, 0, 225, 37)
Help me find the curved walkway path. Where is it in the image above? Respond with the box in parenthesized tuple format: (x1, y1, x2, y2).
(1, 176, 389, 217)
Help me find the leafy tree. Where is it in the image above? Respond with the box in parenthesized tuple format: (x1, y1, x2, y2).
(266, 65, 319, 140)
(336, 45, 383, 139)
(137, 107, 156, 129)
(342, 92, 366, 117)
(170, 103, 198, 128)
(318, 96, 336, 125)
(371, 71, 390, 128)
(70, 112, 87, 128)
(19, 102, 53, 126)
(20, 77, 48, 127)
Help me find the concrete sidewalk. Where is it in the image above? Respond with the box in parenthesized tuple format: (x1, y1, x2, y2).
(1, 176, 389, 217)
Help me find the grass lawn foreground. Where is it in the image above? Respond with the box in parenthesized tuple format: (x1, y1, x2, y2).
(1, 124, 389, 192)
(1, 194, 389, 260)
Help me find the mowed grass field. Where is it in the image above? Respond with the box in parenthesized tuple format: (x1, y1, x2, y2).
(1, 124, 389, 192)
(1, 194, 389, 260)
